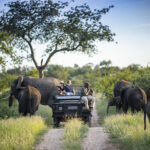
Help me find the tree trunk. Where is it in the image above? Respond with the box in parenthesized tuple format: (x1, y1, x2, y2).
(38, 67, 45, 78)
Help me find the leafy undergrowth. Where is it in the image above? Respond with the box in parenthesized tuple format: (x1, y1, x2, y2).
(105, 113, 150, 150)
(0, 116, 48, 150)
(63, 118, 88, 150)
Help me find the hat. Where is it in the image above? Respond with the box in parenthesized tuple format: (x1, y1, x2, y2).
(84, 82, 90, 87)
(60, 81, 64, 84)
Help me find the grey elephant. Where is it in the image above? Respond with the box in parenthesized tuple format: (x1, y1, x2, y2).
(121, 87, 147, 130)
(107, 96, 122, 114)
(9, 86, 41, 116)
(9, 76, 60, 107)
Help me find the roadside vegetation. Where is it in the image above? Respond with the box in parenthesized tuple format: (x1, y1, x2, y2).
(105, 113, 150, 150)
(0, 116, 48, 150)
(96, 95, 150, 150)
(63, 119, 88, 150)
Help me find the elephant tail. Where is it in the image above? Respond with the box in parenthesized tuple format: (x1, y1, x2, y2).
(144, 109, 146, 130)
(107, 104, 109, 114)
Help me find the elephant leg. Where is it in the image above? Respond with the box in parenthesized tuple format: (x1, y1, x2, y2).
(23, 112, 27, 116)
(131, 107, 135, 114)
(123, 103, 128, 113)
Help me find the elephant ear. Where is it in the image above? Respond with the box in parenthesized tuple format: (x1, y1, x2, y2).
(16, 76, 24, 89)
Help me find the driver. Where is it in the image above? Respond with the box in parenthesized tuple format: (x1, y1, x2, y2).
(81, 82, 95, 111)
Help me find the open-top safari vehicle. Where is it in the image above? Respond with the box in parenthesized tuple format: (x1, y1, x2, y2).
(52, 90, 92, 127)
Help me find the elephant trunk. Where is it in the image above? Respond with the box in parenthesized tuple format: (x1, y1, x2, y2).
(107, 104, 110, 114)
(9, 94, 14, 107)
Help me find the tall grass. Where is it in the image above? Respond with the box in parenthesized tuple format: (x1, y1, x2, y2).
(63, 118, 88, 150)
(35, 104, 53, 126)
(0, 116, 48, 150)
(105, 113, 150, 150)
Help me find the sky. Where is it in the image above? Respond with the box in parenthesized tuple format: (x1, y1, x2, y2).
(0, 0, 150, 68)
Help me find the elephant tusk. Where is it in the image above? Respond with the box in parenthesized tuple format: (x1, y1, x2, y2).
(0, 95, 10, 100)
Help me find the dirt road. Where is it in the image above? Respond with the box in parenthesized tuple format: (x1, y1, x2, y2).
(82, 106, 120, 150)
(35, 128, 64, 150)
(35, 105, 120, 150)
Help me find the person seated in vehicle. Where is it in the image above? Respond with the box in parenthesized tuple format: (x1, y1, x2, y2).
(64, 80, 74, 95)
(57, 81, 66, 96)
(81, 82, 95, 111)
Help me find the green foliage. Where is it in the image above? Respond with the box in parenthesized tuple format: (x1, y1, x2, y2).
(133, 67, 150, 97)
(63, 118, 88, 150)
(0, 90, 18, 119)
(46, 65, 70, 81)
(24, 68, 39, 78)
(0, 32, 13, 67)
(94, 68, 137, 99)
(0, 116, 47, 150)
(0, 74, 17, 91)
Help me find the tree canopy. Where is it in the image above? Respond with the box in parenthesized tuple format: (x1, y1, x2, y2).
(0, 32, 13, 68)
(0, 0, 115, 78)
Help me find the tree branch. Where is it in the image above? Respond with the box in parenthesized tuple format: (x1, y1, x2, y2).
(43, 44, 81, 68)
(22, 37, 38, 68)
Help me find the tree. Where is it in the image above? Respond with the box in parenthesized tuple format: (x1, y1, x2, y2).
(100, 60, 112, 67)
(0, 31, 21, 71)
(0, 32, 13, 69)
(0, 0, 115, 78)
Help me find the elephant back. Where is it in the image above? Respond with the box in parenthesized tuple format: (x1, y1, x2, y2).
(114, 80, 133, 97)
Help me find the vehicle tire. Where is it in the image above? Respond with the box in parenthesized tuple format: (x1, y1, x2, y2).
(83, 116, 91, 127)
(53, 117, 60, 128)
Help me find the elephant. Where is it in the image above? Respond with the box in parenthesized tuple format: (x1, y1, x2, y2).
(114, 80, 134, 97)
(107, 96, 122, 114)
(9, 86, 41, 116)
(121, 87, 147, 130)
(9, 76, 60, 107)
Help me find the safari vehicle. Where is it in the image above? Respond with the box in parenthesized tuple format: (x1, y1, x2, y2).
(52, 92, 91, 127)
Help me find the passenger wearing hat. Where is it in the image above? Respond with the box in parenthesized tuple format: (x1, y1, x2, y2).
(81, 82, 95, 111)
(58, 81, 65, 95)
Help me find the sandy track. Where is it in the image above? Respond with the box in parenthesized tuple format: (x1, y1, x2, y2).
(35, 128, 64, 150)
(82, 106, 120, 150)
(35, 104, 120, 150)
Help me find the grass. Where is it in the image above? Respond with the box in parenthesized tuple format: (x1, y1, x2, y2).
(35, 104, 53, 126)
(0, 116, 48, 150)
(96, 94, 150, 150)
(105, 113, 150, 150)
(63, 118, 88, 150)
